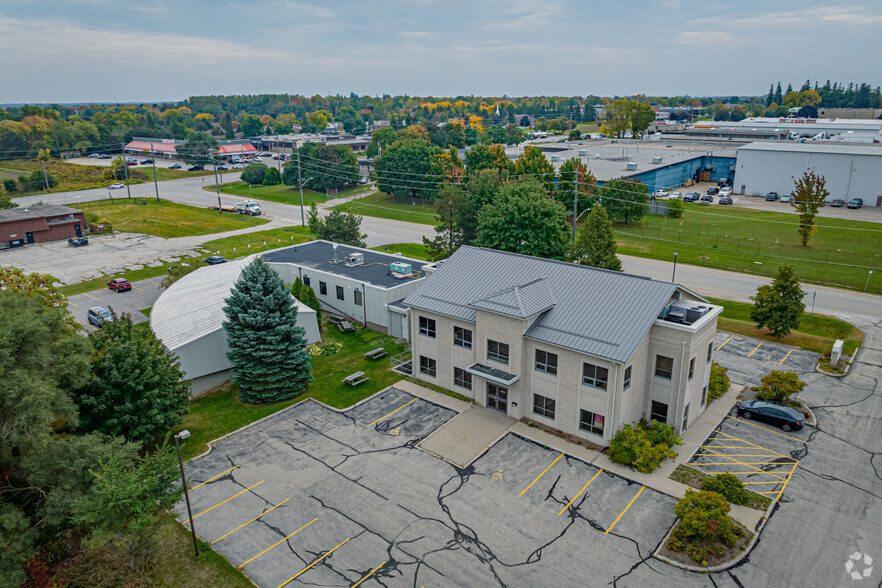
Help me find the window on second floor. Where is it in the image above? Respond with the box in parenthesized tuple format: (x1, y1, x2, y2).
(655, 355, 673, 379)
(419, 316, 436, 338)
(534, 349, 558, 375)
(623, 366, 632, 390)
(582, 362, 608, 390)
(453, 326, 472, 349)
(688, 357, 695, 380)
(487, 340, 509, 364)
(707, 342, 713, 363)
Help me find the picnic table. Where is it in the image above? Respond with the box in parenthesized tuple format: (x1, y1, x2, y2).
(337, 320, 355, 333)
(364, 347, 387, 360)
(342, 371, 370, 387)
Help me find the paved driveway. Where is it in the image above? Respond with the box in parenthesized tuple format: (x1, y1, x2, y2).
(68, 277, 164, 330)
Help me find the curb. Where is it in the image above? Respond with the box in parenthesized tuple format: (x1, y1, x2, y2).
(815, 346, 860, 378)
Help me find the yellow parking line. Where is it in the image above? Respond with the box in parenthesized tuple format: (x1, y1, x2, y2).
(773, 461, 800, 502)
(756, 490, 781, 494)
(725, 415, 808, 444)
(367, 398, 418, 427)
(713, 431, 790, 458)
(132, 285, 143, 291)
(604, 486, 645, 535)
(352, 561, 387, 588)
(742, 481, 781, 485)
(697, 461, 782, 466)
(68, 300, 78, 307)
(700, 445, 754, 449)
(699, 447, 787, 480)
(716, 334, 735, 350)
(519, 453, 564, 497)
(83, 292, 101, 301)
(189, 481, 264, 522)
(190, 465, 239, 491)
(146, 278, 161, 285)
(695, 453, 785, 457)
(707, 471, 784, 478)
(211, 498, 290, 545)
(746, 342, 764, 357)
(277, 537, 351, 587)
(778, 349, 793, 365)
(239, 517, 318, 568)
(558, 469, 603, 515)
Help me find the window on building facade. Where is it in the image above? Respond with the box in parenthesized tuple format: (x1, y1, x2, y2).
(702, 386, 708, 407)
(303, 276, 310, 287)
(319, 281, 327, 296)
(682, 404, 690, 431)
(623, 366, 632, 390)
(579, 410, 605, 436)
(655, 355, 673, 379)
(707, 342, 713, 363)
(688, 357, 695, 380)
(487, 340, 509, 364)
(650, 400, 669, 423)
(453, 367, 472, 390)
(336, 285, 345, 301)
(534, 349, 558, 375)
(354, 289, 362, 306)
(582, 362, 609, 390)
(419, 316, 436, 338)
(532, 394, 556, 419)
(419, 356, 436, 377)
(453, 326, 472, 349)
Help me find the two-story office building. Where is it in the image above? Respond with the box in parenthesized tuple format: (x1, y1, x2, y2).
(403, 246, 722, 444)
(261, 241, 428, 338)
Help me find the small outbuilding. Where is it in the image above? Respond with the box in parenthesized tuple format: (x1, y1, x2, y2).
(0, 204, 86, 249)
(150, 257, 321, 397)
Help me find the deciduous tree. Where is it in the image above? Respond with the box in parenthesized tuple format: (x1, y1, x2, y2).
(599, 178, 649, 224)
(513, 145, 555, 193)
(241, 161, 268, 185)
(750, 265, 805, 337)
(223, 257, 312, 403)
(374, 138, 440, 200)
(557, 158, 596, 214)
(790, 171, 829, 246)
(178, 131, 218, 167)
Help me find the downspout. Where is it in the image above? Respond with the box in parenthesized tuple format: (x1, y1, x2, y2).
(609, 363, 619, 443)
(673, 341, 687, 433)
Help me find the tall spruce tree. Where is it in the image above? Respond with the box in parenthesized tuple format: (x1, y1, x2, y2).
(223, 258, 312, 403)
(571, 205, 622, 271)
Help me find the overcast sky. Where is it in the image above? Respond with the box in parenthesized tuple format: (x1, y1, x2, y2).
(1, 0, 879, 104)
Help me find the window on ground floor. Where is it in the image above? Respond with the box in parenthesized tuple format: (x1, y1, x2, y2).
(655, 355, 673, 379)
(650, 400, 669, 424)
(453, 367, 472, 390)
(532, 394, 556, 419)
(682, 404, 690, 430)
(579, 410, 605, 436)
(354, 289, 362, 306)
(336, 285, 345, 301)
(419, 356, 436, 377)
(303, 275, 310, 287)
(702, 386, 708, 407)
(707, 342, 713, 363)
(582, 362, 608, 390)
(319, 281, 327, 296)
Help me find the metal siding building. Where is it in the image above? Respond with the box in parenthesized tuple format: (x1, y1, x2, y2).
(734, 142, 882, 204)
(150, 257, 320, 397)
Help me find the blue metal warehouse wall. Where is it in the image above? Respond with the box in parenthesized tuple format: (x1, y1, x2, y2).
(598, 155, 737, 191)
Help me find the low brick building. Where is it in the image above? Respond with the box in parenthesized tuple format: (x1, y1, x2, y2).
(0, 204, 86, 249)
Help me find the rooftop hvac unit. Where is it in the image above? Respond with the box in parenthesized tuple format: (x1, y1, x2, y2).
(345, 252, 364, 266)
(390, 261, 412, 275)
(652, 156, 663, 164)
(550, 154, 559, 162)
(578, 149, 588, 156)
(626, 162, 638, 171)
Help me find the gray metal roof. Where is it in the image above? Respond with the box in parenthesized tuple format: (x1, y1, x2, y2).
(0, 203, 81, 223)
(737, 142, 882, 156)
(261, 240, 427, 289)
(469, 278, 555, 319)
(404, 246, 679, 364)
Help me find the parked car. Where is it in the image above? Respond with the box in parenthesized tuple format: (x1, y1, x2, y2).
(205, 255, 227, 265)
(682, 191, 700, 202)
(765, 192, 779, 201)
(108, 182, 125, 190)
(847, 198, 863, 209)
(67, 236, 89, 247)
(231, 163, 243, 169)
(706, 187, 719, 195)
(140, 158, 154, 165)
(188, 165, 204, 171)
(97, 154, 112, 159)
(87, 306, 113, 328)
(88, 153, 100, 158)
(717, 178, 731, 187)
(669, 192, 682, 199)
(700, 194, 714, 203)
(168, 163, 182, 169)
(719, 196, 733, 205)
(780, 194, 793, 203)
(216, 164, 228, 171)
(719, 187, 732, 197)
(653, 189, 669, 198)
(737, 400, 805, 432)
(831, 198, 845, 207)
(358, 177, 368, 185)
(107, 278, 132, 292)
(125, 161, 137, 166)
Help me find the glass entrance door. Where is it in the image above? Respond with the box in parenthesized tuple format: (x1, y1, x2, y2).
(487, 383, 508, 413)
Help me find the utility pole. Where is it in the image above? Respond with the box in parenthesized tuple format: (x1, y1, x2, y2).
(40, 152, 50, 191)
(123, 144, 131, 199)
(212, 150, 222, 213)
(572, 167, 579, 244)
(297, 149, 306, 226)
(174, 431, 199, 559)
(151, 143, 160, 202)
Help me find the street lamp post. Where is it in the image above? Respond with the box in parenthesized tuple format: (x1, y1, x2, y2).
(865, 270, 874, 292)
(174, 430, 199, 559)
(571, 207, 592, 245)
(672, 252, 679, 282)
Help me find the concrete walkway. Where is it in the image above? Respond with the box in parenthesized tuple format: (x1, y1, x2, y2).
(400, 379, 764, 531)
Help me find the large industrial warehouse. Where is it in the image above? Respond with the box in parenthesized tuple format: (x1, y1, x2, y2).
(733, 142, 882, 205)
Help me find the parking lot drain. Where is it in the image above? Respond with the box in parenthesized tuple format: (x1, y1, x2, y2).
(188, 480, 264, 523)
(352, 561, 387, 588)
(277, 536, 351, 588)
(518, 453, 564, 497)
(367, 397, 417, 427)
(605, 486, 645, 535)
(239, 517, 318, 568)
(558, 469, 603, 515)
(211, 498, 291, 545)
(190, 465, 240, 491)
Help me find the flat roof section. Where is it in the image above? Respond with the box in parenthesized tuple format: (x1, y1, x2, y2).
(261, 240, 427, 289)
(737, 142, 882, 156)
(0, 203, 81, 223)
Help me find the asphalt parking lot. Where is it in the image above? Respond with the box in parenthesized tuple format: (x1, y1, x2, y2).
(713, 331, 819, 385)
(178, 387, 678, 587)
(68, 277, 164, 330)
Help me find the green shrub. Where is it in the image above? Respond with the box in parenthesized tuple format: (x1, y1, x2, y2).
(642, 418, 682, 448)
(263, 167, 282, 186)
(3, 179, 15, 193)
(608, 420, 681, 473)
(701, 473, 750, 505)
(708, 362, 730, 400)
(752, 370, 806, 403)
(672, 489, 743, 551)
(667, 198, 684, 218)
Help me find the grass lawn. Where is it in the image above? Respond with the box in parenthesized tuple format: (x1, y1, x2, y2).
(710, 296, 863, 356)
(77, 199, 268, 238)
(59, 226, 313, 296)
(369, 242, 432, 260)
(173, 318, 409, 461)
(334, 192, 439, 225)
(575, 123, 601, 132)
(614, 203, 882, 293)
(202, 181, 335, 207)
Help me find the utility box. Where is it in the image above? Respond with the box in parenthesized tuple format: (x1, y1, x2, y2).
(831, 339, 844, 366)
(390, 261, 412, 275)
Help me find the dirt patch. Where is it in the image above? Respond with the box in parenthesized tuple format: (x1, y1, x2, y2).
(520, 417, 605, 452)
(658, 519, 754, 569)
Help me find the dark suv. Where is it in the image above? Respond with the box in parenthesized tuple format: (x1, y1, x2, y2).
(87, 306, 113, 327)
(847, 198, 863, 209)
(765, 192, 779, 201)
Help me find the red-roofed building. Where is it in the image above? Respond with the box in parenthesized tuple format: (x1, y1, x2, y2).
(217, 143, 257, 156)
(123, 137, 257, 160)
